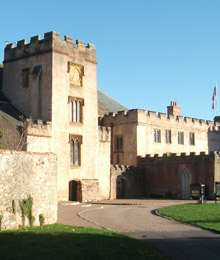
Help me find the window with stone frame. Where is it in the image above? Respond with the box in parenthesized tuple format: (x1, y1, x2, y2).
(189, 132, 195, 145)
(165, 129, 172, 144)
(178, 131, 184, 145)
(22, 68, 29, 88)
(70, 135, 82, 166)
(154, 129, 161, 143)
(69, 97, 84, 123)
(115, 136, 123, 152)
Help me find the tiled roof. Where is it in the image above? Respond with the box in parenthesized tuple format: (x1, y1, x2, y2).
(98, 90, 128, 115)
(0, 91, 23, 129)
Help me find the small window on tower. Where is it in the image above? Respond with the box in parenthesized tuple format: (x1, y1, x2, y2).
(69, 97, 84, 123)
(22, 68, 29, 88)
(70, 135, 82, 166)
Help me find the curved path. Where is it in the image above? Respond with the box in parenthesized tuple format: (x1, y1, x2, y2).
(58, 200, 220, 260)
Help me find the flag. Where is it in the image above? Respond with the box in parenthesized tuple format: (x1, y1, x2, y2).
(212, 86, 216, 109)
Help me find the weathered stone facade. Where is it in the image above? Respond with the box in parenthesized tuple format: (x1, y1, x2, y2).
(101, 105, 220, 166)
(2, 32, 111, 202)
(2, 31, 220, 204)
(0, 151, 57, 230)
(138, 151, 220, 200)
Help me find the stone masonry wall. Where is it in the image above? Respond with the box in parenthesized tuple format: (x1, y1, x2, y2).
(0, 150, 57, 230)
(102, 109, 220, 166)
(138, 151, 220, 199)
(81, 179, 100, 202)
(110, 165, 145, 199)
(98, 126, 111, 199)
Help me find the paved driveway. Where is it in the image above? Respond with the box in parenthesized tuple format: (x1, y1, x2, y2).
(58, 200, 220, 260)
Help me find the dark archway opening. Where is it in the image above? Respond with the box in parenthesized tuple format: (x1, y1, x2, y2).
(69, 180, 82, 202)
(116, 177, 126, 199)
(180, 168, 192, 200)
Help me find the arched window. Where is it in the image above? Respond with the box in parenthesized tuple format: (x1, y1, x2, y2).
(74, 140, 79, 165)
(70, 140, 74, 165)
(70, 135, 82, 166)
(69, 97, 84, 123)
(77, 101, 81, 123)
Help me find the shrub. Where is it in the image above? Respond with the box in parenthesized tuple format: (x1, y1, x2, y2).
(19, 195, 34, 227)
(39, 214, 45, 226)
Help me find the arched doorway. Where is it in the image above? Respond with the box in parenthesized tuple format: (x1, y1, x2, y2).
(180, 168, 192, 199)
(69, 180, 82, 202)
(116, 177, 126, 199)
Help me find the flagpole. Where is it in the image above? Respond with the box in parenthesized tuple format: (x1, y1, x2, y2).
(216, 82, 219, 116)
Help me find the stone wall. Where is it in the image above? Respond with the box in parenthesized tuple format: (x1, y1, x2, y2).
(101, 109, 220, 167)
(110, 165, 145, 199)
(98, 126, 111, 199)
(25, 118, 52, 153)
(0, 151, 57, 230)
(138, 151, 220, 200)
(81, 179, 100, 202)
(51, 31, 98, 200)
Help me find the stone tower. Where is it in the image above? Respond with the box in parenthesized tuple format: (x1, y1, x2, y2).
(3, 32, 101, 200)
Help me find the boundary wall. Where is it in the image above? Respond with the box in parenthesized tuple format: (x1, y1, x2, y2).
(0, 150, 57, 230)
(138, 151, 220, 199)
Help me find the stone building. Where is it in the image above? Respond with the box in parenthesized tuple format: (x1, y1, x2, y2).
(1, 31, 220, 202)
(1, 32, 112, 201)
(100, 103, 220, 200)
(100, 102, 220, 166)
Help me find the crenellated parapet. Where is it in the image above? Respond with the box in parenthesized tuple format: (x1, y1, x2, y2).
(4, 31, 96, 63)
(98, 126, 111, 142)
(137, 151, 220, 167)
(111, 164, 129, 171)
(101, 108, 220, 131)
(110, 164, 143, 175)
(25, 118, 52, 137)
(101, 109, 146, 125)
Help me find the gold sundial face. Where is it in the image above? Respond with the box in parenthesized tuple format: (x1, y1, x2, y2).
(69, 63, 83, 87)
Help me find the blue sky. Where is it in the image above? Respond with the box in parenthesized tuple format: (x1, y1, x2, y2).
(1, 0, 220, 120)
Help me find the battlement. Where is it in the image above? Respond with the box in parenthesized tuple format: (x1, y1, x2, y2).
(102, 108, 219, 131)
(111, 164, 129, 172)
(4, 31, 96, 63)
(25, 118, 52, 137)
(138, 151, 220, 165)
(98, 126, 111, 142)
(102, 109, 146, 125)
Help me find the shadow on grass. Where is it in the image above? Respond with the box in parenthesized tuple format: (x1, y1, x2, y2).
(141, 234, 220, 260)
(0, 224, 166, 260)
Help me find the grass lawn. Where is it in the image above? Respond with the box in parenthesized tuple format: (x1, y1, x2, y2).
(158, 203, 220, 233)
(0, 224, 168, 260)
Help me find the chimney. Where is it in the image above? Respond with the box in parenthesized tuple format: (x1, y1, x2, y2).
(167, 101, 180, 116)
